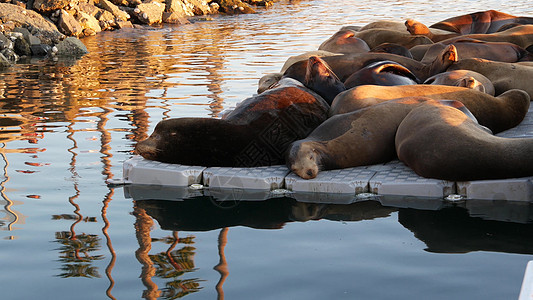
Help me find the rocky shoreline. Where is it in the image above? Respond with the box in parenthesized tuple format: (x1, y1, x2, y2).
(0, 0, 280, 68)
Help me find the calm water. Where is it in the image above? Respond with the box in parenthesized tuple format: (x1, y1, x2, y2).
(1, 1, 533, 299)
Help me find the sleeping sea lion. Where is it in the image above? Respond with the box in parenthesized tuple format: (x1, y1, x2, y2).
(395, 100, 533, 181)
(318, 29, 371, 54)
(287, 97, 491, 179)
(405, 19, 459, 42)
(136, 78, 329, 167)
(448, 58, 533, 98)
(370, 43, 414, 59)
(419, 39, 533, 64)
(352, 28, 434, 49)
(302, 56, 346, 105)
(283, 44, 458, 84)
(329, 84, 530, 133)
(343, 60, 420, 89)
(437, 25, 533, 49)
(429, 10, 533, 34)
(423, 70, 495, 95)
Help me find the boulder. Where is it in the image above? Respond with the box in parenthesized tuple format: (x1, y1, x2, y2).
(0, 32, 13, 51)
(0, 3, 64, 45)
(95, 9, 117, 30)
(0, 52, 12, 69)
(12, 33, 32, 56)
(33, 0, 72, 13)
(216, 0, 255, 14)
(162, 11, 190, 24)
(75, 11, 102, 36)
(165, 0, 194, 17)
(133, 1, 165, 25)
(98, 0, 130, 21)
(58, 9, 83, 37)
(54, 36, 88, 56)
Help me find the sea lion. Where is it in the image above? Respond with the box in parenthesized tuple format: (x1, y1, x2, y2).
(395, 100, 533, 181)
(283, 44, 458, 84)
(429, 10, 533, 34)
(370, 43, 414, 59)
(318, 29, 371, 54)
(437, 25, 533, 49)
(405, 19, 459, 42)
(302, 56, 346, 105)
(350, 21, 407, 32)
(136, 78, 329, 167)
(423, 70, 495, 95)
(343, 60, 420, 89)
(287, 97, 433, 179)
(419, 39, 533, 64)
(329, 84, 530, 133)
(448, 58, 533, 98)
(352, 28, 434, 49)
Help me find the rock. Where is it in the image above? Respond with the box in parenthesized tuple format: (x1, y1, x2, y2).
(162, 11, 190, 24)
(54, 36, 88, 56)
(116, 20, 134, 28)
(33, 0, 71, 13)
(0, 52, 12, 69)
(98, 0, 130, 22)
(31, 43, 51, 56)
(13, 34, 32, 56)
(216, 0, 255, 14)
(0, 32, 13, 51)
(79, 3, 101, 17)
(75, 11, 102, 35)
(58, 9, 83, 37)
(165, 0, 194, 17)
(96, 10, 117, 30)
(133, 1, 165, 25)
(1, 48, 19, 63)
(0, 3, 64, 45)
(187, 0, 212, 15)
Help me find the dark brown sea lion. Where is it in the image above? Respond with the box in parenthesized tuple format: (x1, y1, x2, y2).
(395, 100, 533, 181)
(302, 56, 346, 105)
(318, 29, 371, 54)
(423, 70, 495, 95)
(329, 84, 530, 133)
(429, 10, 533, 34)
(135, 78, 329, 167)
(283, 44, 458, 84)
(343, 60, 420, 89)
(419, 39, 533, 64)
(448, 58, 533, 98)
(370, 43, 414, 59)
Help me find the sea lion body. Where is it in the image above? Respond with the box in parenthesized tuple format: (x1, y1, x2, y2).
(396, 100, 533, 181)
(283, 45, 457, 84)
(318, 29, 371, 54)
(353, 28, 434, 49)
(448, 58, 533, 98)
(423, 70, 495, 95)
(287, 97, 431, 179)
(438, 25, 533, 49)
(329, 84, 530, 133)
(136, 78, 329, 167)
(430, 10, 533, 34)
(343, 60, 420, 89)
(370, 43, 414, 59)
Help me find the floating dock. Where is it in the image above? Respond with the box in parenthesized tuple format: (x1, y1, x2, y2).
(115, 106, 533, 202)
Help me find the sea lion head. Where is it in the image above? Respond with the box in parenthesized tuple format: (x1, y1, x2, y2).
(287, 141, 321, 179)
(304, 55, 345, 105)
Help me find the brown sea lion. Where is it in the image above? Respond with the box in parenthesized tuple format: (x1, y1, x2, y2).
(437, 25, 533, 49)
(370, 43, 414, 59)
(350, 21, 407, 32)
(329, 84, 530, 133)
(352, 28, 434, 49)
(318, 29, 371, 54)
(287, 97, 433, 179)
(136, 78, 329, 167)
(405, 19, 459, 42)
(429, 10, 533, 34)
(283, 44, 458, 84)
(423, 70, 495, 95)
(343, 60, 420, 89)
(302, 56, 346, 105)
(287, 98, 489, 179)
(448, 58, 533, 98)
(395, 100, 533, 181)
(419, 39, 533, 64)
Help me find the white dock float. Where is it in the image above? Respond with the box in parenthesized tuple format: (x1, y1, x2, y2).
(122, 155, 205, 186)
(519, 261, 533, 300)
